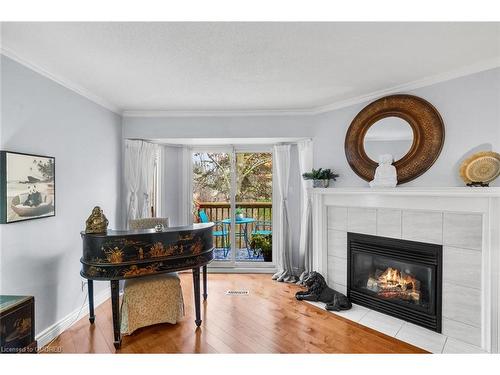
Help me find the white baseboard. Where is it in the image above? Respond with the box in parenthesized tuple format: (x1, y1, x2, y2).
(36, 287, 111, 349)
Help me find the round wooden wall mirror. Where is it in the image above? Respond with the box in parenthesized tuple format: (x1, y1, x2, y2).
(344, 94, 445, 184)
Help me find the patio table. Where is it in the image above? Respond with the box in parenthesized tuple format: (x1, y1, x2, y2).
(221, 217, 256, 255)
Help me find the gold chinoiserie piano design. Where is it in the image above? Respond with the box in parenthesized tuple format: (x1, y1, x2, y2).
(80, 223, 214, 349)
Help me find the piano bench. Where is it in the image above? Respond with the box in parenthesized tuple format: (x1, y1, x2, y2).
(120, 272, 184, 335)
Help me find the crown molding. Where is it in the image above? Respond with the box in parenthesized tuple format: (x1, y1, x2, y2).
(1, 47, 121, 114)
(122, 57, 500, 118)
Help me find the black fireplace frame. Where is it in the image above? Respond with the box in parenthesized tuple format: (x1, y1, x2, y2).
(347, 232, 442, 332)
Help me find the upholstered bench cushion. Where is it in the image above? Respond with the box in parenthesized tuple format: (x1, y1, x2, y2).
(120, 272, 184, 335)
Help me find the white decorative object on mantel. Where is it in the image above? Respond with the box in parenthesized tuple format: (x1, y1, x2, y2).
(369, 154, 397, 188)
(310, 187, 500, 353)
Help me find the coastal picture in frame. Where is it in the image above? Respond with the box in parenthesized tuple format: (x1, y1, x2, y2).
(0, 151, 55, 223)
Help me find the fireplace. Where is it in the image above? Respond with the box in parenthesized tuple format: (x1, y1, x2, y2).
(347, 233, 442, 332)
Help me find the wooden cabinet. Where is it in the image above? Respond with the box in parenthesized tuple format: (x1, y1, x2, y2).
(0, 296, 37, 353)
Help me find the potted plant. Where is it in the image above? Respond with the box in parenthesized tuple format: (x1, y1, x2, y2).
(302, 168, 339, 188)
(235, 207, 244, 221)
(250, 234, 272, 262)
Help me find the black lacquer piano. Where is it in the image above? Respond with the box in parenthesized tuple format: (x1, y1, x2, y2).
(80, 223, 214, 349)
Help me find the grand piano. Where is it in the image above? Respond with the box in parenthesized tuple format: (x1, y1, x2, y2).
(80, 222, 214, 349)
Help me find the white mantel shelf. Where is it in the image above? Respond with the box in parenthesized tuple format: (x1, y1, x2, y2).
(311, 186, 500, 353)
(311, 187, 500, 197)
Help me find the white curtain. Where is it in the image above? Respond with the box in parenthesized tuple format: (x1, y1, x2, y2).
(124, 140, 142, 224)
(140, 142, 158, 218)
(272, 144, 297, 283)
(124, 140, 158, 227)
(297, 139, 314, 284)
(180, 146, 193, 226)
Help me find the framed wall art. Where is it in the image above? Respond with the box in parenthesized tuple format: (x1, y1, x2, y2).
(0, 151, 55, 223)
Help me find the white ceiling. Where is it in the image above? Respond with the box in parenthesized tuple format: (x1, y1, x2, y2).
(1, 22, 500, 114)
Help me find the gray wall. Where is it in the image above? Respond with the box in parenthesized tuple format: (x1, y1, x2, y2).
(124, 115, 315, 140)
(122, 67, 500, 275)
(0, 56, 123, 336)
(1, 53, 498, 335)
(314, 67, 500, 187)
(123, 68, 500, 188)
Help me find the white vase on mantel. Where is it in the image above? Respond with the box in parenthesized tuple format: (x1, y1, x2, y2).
(313, 179, 330, 188)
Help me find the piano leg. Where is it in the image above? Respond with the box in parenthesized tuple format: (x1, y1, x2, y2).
(202, 265, 208, 301)
(88, 279, 95, 324)
(192, 268, 202, 327)
(110, 280, 122, 349)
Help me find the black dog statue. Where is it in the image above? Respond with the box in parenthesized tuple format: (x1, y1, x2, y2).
(295, 271, 352, 311)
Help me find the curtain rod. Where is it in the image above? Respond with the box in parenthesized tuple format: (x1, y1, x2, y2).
(125, 137, 313, 147)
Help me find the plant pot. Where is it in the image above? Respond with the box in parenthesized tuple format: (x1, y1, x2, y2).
(262, 252, 272, 262)
(313, 179, 330, 188)
(236, 213, 244, 221)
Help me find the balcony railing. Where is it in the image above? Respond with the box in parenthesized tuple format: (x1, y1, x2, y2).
(196, 201, 272, 249)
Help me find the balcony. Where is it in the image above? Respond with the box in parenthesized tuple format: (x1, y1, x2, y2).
(196, 202, 272, 262)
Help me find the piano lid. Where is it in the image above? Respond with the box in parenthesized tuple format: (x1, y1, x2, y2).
(81, 222, 214, 237)
(80, 222, 215, 280)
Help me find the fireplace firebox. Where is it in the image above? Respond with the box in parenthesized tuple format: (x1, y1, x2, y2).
(347, 233, 442, 332)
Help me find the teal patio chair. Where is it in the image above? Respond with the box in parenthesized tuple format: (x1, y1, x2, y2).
(199, 210, 230, 257)
(252, 221, 272, 236)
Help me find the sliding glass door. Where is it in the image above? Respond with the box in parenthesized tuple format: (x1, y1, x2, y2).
(192, 146, 274, 269)
(192, 148, 233, 264)
(234, 151, 273, 264)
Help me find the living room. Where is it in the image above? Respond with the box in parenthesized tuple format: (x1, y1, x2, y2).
(1, 1, 500, 373)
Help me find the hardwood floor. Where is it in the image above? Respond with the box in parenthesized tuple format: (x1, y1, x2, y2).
(44, 273, 426, 353)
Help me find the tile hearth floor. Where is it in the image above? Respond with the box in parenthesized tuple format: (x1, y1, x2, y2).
(305, 301, 486, 354)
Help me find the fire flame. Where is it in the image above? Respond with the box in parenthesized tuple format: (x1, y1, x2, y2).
(367, 267, 421, 302)
(378, 267, 417, 291)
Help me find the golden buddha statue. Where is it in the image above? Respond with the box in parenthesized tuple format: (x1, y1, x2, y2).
(85, 206, 109, 234)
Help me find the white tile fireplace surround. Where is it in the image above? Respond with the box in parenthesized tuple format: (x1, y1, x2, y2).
(311, 187, 500, 354)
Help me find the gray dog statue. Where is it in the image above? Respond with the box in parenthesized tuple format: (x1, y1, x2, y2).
(295, 271, 352, 311)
